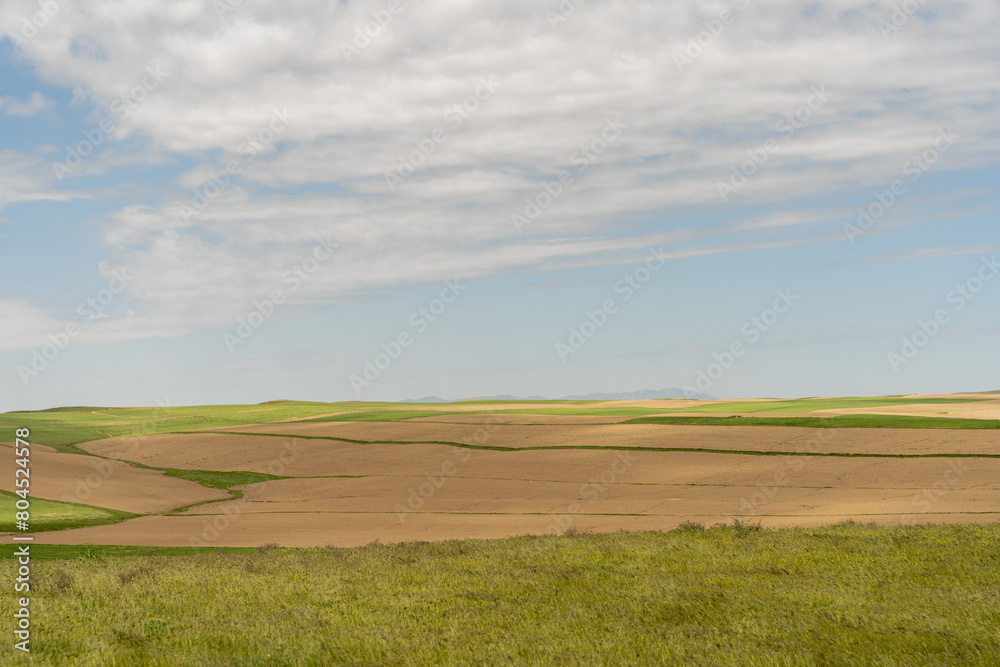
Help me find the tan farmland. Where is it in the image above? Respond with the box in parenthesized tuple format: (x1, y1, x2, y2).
(0, 443, 227, 513)
(21, 397, 1000, 547)
(105, 422, 1000, 457)
(409, 414, 627, 424)
(816, 399, 1000, 420)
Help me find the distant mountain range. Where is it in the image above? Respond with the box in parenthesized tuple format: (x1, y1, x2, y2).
(402, 388, 718, 403)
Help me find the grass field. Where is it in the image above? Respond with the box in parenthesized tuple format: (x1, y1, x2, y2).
(3, 523, 998, 665)
(4, 395, 1000, 663)
(652, 397, 988, 414)
(0, 491, 137, 533)
(3, 396, 999, 456)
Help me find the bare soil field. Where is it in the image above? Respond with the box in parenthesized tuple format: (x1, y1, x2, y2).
(32, 507, 1000, 548)
(14, 396, 1000, 547)
(182, 422, 1000, 455)
(816, 395, 1000, 420)
(408, 414, 627, 424)
(182, 457, 1000, 519)
(32, 434, 1000, 547)
(0, 443, 226, 513)
(82, 435, 474, 476)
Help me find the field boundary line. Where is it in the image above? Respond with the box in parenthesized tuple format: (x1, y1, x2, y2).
(185, 431, 1000, 459)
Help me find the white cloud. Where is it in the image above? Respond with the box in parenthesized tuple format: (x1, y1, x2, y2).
(0, 149, 84, 208)
(0, 299, 70, 351)
(0, 91, 55, 116)
(1, 0, 998, 346)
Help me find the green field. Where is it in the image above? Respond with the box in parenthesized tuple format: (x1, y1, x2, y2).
(3, 396, 997, 456)
(654, 397, 988, 414)
(304, 408, 456, 422)
(0, 402, 361, 454)
(4, 523, 998, 665)
(4, 397, 1000, 664)
(0, 491, 137, 533)
(303, 407, 678, 421)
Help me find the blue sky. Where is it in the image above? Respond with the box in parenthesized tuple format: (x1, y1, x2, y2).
(1, 0, 998, 410)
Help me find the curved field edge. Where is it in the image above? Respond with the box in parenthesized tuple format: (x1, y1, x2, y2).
(190, 430, 1000, 458)
(5, 399, 998, 534)
(115, 467, 291, 514)
(1, 467, 289, 534)
(2, 396, 997, 456)
(0, 491, 139, 533)
(4, 523, 998, 665)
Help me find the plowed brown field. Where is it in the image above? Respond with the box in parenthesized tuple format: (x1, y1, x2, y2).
(112, 423, 1000, 457)
(24, 417, 1000, 547)
(0, 443, 227, 513)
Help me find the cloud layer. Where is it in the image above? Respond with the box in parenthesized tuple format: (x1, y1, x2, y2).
(2, 0, 999, 345)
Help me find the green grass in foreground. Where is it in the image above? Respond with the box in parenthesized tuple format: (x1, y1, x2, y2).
(24, 544, 261, 561)
(4, 524, 999, 665)
(625, 414, 1000, 429)
(0, 491, 138, 533)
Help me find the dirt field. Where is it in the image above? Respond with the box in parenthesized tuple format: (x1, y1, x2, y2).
(0, 443, 226, 513)
(408, 414, 627, 424)
(31, 509, 1000, 549)
(816, 394, 1000, 419)
(182, 455, 1000, 518)
(146, 422, 1000, 456)
(26, 417, 1000, 547)
(8, 394, 997, 547)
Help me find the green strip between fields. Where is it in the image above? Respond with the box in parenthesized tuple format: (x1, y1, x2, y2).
(197, 430, 1000, 458)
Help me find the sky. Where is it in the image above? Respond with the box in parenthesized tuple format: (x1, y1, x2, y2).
(0, 0, 998, 411)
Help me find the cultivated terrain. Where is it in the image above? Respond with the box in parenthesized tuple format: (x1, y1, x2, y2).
(4, 393, 999, 547)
